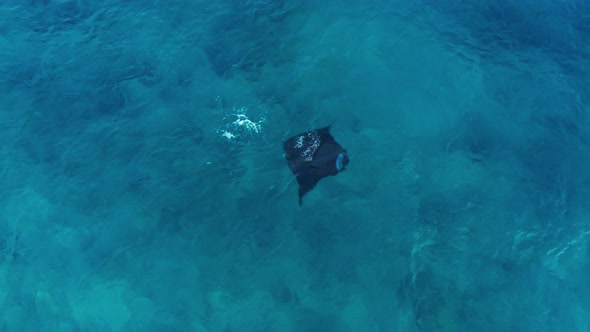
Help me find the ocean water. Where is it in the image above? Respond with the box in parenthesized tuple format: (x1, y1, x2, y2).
(1, 0, 589, 331)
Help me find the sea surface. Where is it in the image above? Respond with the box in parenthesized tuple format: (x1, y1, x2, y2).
(1, 1, 589, 331)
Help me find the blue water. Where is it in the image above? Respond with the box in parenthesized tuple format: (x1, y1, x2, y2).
(1, 1, 589, 331)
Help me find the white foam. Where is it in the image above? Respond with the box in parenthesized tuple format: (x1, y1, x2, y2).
(217, 106, 266, 144)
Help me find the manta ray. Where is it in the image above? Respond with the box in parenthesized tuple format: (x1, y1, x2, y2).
(283, 126, 349, 205)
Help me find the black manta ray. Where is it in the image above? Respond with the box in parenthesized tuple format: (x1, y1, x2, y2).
(283, 126, 349, 205)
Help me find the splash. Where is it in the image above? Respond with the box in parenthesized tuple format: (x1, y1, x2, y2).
(217, 106, 266, 144)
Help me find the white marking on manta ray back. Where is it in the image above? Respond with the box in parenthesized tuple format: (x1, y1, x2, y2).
(300, 131, 320, 161)
(294, 135, 304, 148)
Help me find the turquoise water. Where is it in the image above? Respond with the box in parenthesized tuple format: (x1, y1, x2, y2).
(1, 1, 589, 331)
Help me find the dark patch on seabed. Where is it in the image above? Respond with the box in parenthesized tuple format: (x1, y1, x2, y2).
(203, 1, 301, 77)
(22, 0, 93, 32)
(444, 111, 504, 163)
(424, 1, 590, 98)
